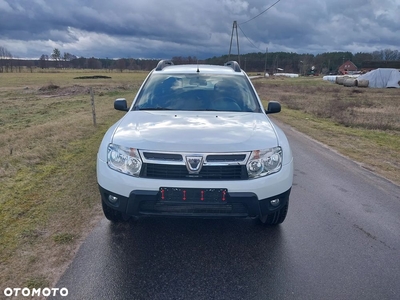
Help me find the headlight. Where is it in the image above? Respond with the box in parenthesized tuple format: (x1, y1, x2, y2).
(107, 143, 142, 176)
(246, 147, 282, 178)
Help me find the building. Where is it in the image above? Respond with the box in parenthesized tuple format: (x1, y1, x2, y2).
(338, 60, 358, 74)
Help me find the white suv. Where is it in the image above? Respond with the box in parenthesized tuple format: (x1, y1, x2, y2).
(97, 60, 293, 226)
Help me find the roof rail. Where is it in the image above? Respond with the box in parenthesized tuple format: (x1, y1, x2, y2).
(224, 61, 241, 72)
(156, 59, 174, 71)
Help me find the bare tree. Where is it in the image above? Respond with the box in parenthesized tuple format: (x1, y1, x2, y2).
(63, 52, 77, 61)
(383, 49, 399, 61)
(116, 58, 126, 72)
(0, 46, 13, 72)
(0, 46, 13, 58)
(39, 54, 49, 69)
(371, 51, 382, 61)
(88, 57, 102, 69)
(128, 58, 137, 70)
(61, 52, 77, 68)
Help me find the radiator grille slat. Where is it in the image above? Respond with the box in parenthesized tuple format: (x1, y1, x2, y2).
(139, 202, 248, 216)
(141, 163, 248, 180)
(206, 154, 246, 162)
(143, 152, 183, 161)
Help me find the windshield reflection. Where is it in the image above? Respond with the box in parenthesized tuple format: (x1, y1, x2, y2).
(133, 74, 261, 113)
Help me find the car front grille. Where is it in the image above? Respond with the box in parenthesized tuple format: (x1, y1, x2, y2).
(138, 150, 250, 181)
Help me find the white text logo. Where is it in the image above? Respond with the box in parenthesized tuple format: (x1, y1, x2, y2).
(4, 287, 68, 297)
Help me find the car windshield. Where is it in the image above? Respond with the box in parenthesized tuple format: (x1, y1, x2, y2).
(132, 74, 262, 112)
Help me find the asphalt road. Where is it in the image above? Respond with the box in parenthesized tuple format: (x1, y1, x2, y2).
(52, 121, 400, 300)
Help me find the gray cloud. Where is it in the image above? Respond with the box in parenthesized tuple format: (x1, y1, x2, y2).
(0, 0, 399, 59)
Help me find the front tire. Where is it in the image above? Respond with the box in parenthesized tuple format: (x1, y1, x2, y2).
(257, 202, 289, 226)
(102, 200, 130, 223)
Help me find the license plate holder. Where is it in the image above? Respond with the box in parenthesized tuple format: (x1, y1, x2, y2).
(159, 187, 227, 203)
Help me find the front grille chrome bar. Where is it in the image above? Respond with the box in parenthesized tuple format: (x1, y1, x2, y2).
(139, 150, 251, 166)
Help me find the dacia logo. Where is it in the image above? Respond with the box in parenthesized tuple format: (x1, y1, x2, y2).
(185, 156, 204, 174)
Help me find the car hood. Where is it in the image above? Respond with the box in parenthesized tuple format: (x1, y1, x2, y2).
(112, 111, 278, 152)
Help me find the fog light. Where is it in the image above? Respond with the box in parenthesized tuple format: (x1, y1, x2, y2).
(108, 195, 118, 203)
(270, 199, 280, 206)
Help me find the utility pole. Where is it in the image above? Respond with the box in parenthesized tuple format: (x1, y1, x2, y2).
(228, 21, 240, 64)
(264, 47, 268, 76)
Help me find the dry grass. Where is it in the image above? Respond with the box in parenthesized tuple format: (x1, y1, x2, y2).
(0, 70, 147, 292)
(253, 76, 400, 185)
(0, 71, 399, 293)
(253, 77, 400, 131)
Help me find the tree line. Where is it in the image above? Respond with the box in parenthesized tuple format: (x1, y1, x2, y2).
(1, 46, 399, 74)
(205, 49, 400, 74)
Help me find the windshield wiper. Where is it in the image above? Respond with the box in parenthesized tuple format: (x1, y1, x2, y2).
(137, 107, 173, 111)
(192, 108, 221, 111)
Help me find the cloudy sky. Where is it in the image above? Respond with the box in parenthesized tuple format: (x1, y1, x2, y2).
(1, 0, 399, 59)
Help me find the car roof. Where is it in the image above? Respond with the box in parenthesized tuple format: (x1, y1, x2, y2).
(153, 60, 244, 75)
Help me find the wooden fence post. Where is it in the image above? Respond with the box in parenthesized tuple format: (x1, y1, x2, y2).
(90, 87, 97, 127)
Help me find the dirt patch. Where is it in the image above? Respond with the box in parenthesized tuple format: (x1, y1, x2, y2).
(39, 84, 59, 91)
(74, 75, 112, 79)
(38, 84, 90, 97)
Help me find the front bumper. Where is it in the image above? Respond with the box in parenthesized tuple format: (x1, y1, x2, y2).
(97, 157, 293, 200)
(99, 185, 291, 218)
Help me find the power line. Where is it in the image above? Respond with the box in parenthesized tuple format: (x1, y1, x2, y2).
(239, 0, 281, 25)
(238, 25, 263, 52)
(229, 1, 280, 59)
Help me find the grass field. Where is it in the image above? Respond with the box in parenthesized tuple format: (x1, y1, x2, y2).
(252, 76, 400, 184)
(0, 70, 146, 290)
(0, 70, 399, 290)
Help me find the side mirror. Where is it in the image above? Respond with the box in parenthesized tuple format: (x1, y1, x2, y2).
(264, 101, 281, 114)
(114, 98, 129, 111)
